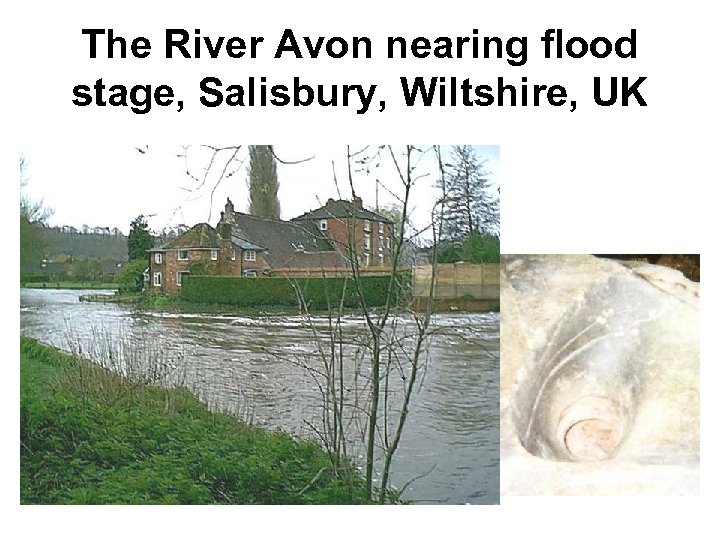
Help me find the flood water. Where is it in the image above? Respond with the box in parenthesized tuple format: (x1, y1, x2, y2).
(20, 288, 499, 504)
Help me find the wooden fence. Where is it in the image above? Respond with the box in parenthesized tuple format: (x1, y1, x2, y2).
(268, 266, 391, 278)
(412, 262, 500, 300)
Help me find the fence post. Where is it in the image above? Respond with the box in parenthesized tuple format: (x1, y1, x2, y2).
(453, 262, 458, 298)
(480, 263, 485, 298)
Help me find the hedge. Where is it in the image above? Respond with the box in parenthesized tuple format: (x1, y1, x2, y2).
(21, 274, 50, 284)
(180, 273, 410, 309)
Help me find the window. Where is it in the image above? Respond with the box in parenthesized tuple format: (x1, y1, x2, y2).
(364, 253, 370, 267)
(364, 220, 371, 232)
(153, 272, 162, 287)
(177, 271, 189, 286)
(231, 249, 236, 261)
(379, 224, 384, 236)
(319, 219, 328, 231)
(210, 249, 218, 261)
(244, 250, 256, 261)
(178, 250, 188, 260)
(363, 233, 371, 250)
(154, 252, 163, 264)
(379, 253, 384, 265)
(244, 270, 258, 277)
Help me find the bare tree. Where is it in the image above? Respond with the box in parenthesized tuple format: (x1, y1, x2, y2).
(20, 156, 52, 224)
(284, 145, 444, 502)
(20, 156, 53, 274)
(159, 144, 444, 502)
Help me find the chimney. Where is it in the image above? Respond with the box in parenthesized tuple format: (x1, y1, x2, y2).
(352, 196, 363, 209)
(219, 222, 232, 240)
(224, 198, 235, 218)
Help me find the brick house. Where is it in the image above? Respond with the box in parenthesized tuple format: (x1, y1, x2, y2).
(219, 199, 347, 275)
(147, 223, 247, 295)
(148, 197, 394, 294)
(290, 197, 394, 268)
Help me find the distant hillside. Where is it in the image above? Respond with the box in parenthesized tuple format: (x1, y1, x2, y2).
(41, 227, 128, 261)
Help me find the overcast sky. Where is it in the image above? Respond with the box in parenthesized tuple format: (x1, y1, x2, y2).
(20, 144, 499, 237)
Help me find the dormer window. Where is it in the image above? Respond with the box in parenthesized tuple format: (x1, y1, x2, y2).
(319, 219, 328, 231)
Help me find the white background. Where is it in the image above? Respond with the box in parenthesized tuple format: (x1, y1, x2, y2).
(4, 0, 718, 537)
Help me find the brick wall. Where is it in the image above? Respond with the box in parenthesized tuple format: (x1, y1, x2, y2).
(323, 217, 392, 268)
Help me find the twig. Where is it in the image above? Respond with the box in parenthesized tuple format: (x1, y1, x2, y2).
(297, 467, 328, 496)
(396, 463, 437, 499)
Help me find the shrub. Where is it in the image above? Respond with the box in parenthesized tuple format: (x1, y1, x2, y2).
(151, 296, 170, 308)
(116, 259, 147, 293)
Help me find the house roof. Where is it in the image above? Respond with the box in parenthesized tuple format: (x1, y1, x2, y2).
(231, 236, 264, 251)
(149, 223, 221, 251)
(224, 212, 346, 268)
(291, 198, 393, 224)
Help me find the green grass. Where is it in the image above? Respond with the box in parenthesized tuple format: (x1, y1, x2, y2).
(22, 282, 119, 290)
(20, 337, 370, 504)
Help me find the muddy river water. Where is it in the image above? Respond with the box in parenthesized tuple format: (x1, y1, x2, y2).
(20, 288, 499, 504)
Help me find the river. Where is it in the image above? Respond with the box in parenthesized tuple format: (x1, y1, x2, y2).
(20, 288, 499, 504)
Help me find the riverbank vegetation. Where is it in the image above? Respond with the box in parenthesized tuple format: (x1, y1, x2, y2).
(20, 337, 372, 504)
(21, 281, 119, 290)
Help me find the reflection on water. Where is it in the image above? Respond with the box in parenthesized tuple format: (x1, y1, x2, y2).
(20, 288, 499, 504)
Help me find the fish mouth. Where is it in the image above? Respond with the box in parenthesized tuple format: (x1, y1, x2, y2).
(512, 276, 652, 463)
(501, 255, 700, 495)
(557, 396, 626, 461)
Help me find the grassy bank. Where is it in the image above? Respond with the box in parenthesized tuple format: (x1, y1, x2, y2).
(22, 281, 119, 290)
(20, 337, 370, 504)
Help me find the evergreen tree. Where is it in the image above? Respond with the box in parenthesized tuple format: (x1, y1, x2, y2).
(127, 215, 153, 261)
(461, 231, 500, 263)
(247, 145, 280, 219)
(437, 145, 499, 243)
